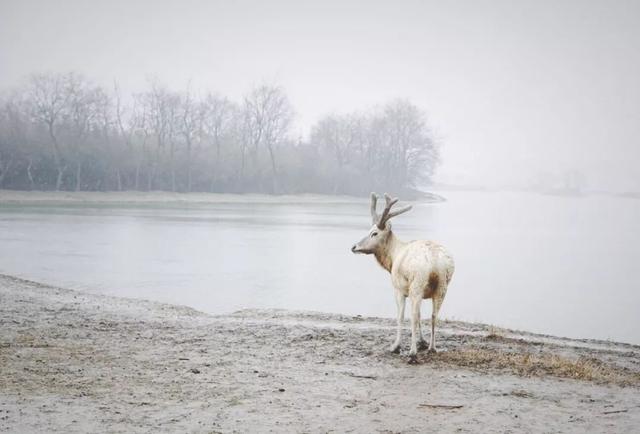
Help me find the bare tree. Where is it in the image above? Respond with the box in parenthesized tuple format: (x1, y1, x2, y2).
(136, 80, 180, 191)
(114, 81, 138, 190)
(28, 72, 74, 190)
(383, 100, 439, 189)
(131, 92, 153, 190)
(310, 101, 438, 195)
(201, 93, 236, 191)
(0, 95, 26, 187)
(64, 77, 103, 191)
(0, 118, 15, 187)
(310, 113, 360, 193)
(242, 85, 293, 193)
(0, 72, 440, 195)
(178, 87, 204, 192)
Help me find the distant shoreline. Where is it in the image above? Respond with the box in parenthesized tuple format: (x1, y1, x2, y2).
(2, 188, 636, 209)
(0, 189, 446, 206)
(1, 274, 639, 432)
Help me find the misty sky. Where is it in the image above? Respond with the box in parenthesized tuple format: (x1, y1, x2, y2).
(1, 0, 639, 191)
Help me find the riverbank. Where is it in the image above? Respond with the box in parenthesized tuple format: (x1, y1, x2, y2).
(1, 274, 639, 433)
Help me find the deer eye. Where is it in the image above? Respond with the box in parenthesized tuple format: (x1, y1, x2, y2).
(371, 232, 378, 237)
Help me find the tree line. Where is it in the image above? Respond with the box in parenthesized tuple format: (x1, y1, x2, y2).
(0, 72, 440, 196)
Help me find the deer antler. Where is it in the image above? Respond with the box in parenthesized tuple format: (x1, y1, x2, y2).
(372, 192, 413, 229)
(370, 192, 380, 225)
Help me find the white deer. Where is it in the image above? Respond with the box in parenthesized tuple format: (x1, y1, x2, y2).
(351, 193, 455, 362)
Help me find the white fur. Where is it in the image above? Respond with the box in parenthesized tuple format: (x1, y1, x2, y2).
(352, 193, 455, 361)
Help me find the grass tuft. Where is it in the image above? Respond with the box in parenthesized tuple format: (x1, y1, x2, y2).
(432, 348, 640, 386)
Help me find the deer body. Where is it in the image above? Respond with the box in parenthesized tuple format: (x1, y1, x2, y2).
(352, 193, 454, 362)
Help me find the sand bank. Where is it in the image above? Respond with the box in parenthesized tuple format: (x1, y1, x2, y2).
(1, 275, 639, 433)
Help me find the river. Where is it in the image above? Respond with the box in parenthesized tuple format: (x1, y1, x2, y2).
(1, 190, 638, 344)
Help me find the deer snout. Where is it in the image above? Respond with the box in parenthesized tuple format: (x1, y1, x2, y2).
(351, 243, 366, 254)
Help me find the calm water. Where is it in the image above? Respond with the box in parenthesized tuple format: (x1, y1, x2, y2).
(1, 191, 639, 344)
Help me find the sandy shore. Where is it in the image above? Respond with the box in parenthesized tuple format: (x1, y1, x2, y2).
(1, 275, 639, 433)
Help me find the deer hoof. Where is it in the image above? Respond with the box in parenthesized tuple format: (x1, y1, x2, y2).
(417, 340, 428, 351)
(427, 347, 438, 354)
(389, 345, 401, 354)
(407, 354, 418, 364)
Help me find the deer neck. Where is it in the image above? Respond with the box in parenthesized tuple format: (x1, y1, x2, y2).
(374, 231, 404, 273)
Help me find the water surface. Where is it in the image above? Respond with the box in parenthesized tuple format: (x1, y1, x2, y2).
(1, 191, 638, 344)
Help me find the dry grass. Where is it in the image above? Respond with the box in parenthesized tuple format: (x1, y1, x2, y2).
(431, 348, 640, 387)
(485, 325, 507, 340)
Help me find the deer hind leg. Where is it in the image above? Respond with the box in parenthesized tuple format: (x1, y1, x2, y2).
(390, 289, 405, 353)
(417, 315, 428, 350)
(429, 292, 445, 353)
(408, 295, 422, 362)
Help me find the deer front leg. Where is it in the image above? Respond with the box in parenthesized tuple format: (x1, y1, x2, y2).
(390, 290, 405, 353)
(408, 295, 421, 362)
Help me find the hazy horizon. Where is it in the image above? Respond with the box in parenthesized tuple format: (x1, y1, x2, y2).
(2, 0, 639, 192)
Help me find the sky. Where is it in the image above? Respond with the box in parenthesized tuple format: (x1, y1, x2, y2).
(1, 0, 639, 191)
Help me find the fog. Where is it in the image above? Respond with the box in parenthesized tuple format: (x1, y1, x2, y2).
(2, 0, 639, 192)
(2, 3, 640, 429)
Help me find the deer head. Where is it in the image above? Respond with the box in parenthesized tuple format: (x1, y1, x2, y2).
(351, 192, 413, 254)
